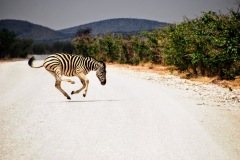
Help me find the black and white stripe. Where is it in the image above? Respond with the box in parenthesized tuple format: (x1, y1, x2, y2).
(28, 53, 106, 100)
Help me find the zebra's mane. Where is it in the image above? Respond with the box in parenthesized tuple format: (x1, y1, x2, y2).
(98, 60, 106, 69)
(84, 55, 106, 69)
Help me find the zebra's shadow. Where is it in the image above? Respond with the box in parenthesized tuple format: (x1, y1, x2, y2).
(64, 99, 119, 103)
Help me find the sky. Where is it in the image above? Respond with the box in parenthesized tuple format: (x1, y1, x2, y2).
(0, 0, 237, 30)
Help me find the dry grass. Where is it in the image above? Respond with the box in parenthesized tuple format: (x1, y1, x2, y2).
(108, 62, 240, 90)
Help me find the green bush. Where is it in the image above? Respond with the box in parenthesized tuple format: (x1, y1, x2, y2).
(155, 11, 240, 79)
(71, 9, 239, 80)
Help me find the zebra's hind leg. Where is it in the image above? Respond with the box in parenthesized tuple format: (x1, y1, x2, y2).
(83, 79, 89, 97)
(47, 70, 71, 100)
(55, 80, 71, 100)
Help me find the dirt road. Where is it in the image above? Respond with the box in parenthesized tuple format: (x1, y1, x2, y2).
(1, 60, 240, 160)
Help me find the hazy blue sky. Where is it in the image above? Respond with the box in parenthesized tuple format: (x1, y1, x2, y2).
(0, 0, 237, 30)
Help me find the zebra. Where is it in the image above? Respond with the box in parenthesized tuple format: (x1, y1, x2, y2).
(28, 53, 106, 100)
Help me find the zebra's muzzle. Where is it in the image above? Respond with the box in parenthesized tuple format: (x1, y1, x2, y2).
(101, 80, 106, 85)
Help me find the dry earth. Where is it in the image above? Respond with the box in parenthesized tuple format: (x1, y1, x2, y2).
(110, 63, 240, 89)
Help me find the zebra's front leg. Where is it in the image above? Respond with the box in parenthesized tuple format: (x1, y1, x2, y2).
(62, 78, 75, 84)
(71, 80, 85, 95)
(71, 73, 89, 97)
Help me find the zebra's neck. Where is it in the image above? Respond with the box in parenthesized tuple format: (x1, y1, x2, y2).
(84, 57, 100, 71)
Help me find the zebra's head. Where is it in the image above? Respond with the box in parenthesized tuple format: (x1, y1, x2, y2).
(96, 61, 106, 85)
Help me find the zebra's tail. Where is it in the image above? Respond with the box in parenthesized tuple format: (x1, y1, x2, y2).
(28, 56, 43, 68)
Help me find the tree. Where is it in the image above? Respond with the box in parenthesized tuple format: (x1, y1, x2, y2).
(75, 27, 92, 37)
(10, 39, 33, 58)
(32, 43, 46, 55)
(52, 42, 74, 53)
(0, 28, 17, 58)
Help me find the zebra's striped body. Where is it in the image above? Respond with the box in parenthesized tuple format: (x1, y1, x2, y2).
(28, 53, 106, 100)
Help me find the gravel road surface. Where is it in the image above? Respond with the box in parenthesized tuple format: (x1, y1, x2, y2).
(1, 60, 240, 160)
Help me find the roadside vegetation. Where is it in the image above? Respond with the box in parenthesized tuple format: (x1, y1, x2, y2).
(0, 4, 239, 80)
(0, 28, 32, 59)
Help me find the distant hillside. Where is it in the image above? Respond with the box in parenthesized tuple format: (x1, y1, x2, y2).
(0, 19, 69, 42)
(0, 18, 169, 43)
(58, 18, 170, 36)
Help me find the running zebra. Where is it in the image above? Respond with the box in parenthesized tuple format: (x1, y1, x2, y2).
(28, 53, 106, 100)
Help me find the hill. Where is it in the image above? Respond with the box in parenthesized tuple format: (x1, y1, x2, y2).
(0, 18, 169, 43)
(59, 18, 169, 36)
(0, 19, 69, 43)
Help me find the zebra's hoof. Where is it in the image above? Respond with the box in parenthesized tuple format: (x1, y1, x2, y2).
(67, 96, 71, 100)
(71, 91, 74, 95)
(83, 94, 86, 97)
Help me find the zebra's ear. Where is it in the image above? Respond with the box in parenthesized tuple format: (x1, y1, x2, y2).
(99, 61, 106, 69)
